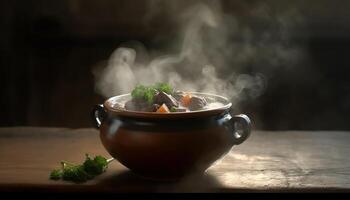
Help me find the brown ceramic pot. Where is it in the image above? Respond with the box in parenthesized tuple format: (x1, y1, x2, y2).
(92, 92, 251, 180)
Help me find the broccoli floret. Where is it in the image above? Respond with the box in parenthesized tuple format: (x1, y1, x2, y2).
(131, 83, 173, 104)
(49, 154, 112, 183)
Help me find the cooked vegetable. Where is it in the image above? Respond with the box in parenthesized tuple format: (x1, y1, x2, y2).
(131, 83, 173, 104)
(156, 103, 170, 113)
(181, 94, 192, 107)
(124, 83, 208, 113)
(131, 85, 157, 104)
(153, 82, 173, 94)
(49, 154, 112, 183)
(188, 96, 207, 111)
(152, 104, 161, 112)
(154, 91, 178, 108)
(170, 107, 177, 112)
(170, 107, 187, 112)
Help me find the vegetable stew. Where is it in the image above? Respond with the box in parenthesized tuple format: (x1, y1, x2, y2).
(124, 83, 208, 113)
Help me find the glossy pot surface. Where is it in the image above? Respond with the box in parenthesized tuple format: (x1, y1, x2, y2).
(92, 93, 251, 180)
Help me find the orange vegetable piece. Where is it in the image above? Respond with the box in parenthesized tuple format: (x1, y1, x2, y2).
(156, 104, 170, 113)
(181, 94, 192, 107)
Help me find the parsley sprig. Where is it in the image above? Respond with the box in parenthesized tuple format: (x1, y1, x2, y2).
(49, 154, 113, 183)
(131, 82, 173, 104)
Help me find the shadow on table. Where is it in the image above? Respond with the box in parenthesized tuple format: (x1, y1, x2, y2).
(97, 170, 223, 192)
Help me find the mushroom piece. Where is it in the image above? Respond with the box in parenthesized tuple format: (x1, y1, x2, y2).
(188, 96, 207, 111)
(152, 104, 161, 112)
(153, 91, 179, 108)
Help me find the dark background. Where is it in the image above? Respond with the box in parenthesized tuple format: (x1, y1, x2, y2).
(1, 0, 350, 130)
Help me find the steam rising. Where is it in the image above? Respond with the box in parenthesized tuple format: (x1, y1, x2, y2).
(94, 1, 304, 107)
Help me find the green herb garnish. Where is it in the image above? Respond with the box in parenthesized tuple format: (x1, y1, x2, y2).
(153, 82, 173, 94)
(49, 154, 112, 183)
(83, 154, 108, 176)
(49, 169, 62, 180)
(170, 107, 177, 112)
(61, 162, 92, 182)
(131, 83, 173, 104)
(131, 85, 157, 104)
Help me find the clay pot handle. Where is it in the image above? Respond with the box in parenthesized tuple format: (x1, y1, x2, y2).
(225, 114, 251, 145)
(91, 104, 106, 129)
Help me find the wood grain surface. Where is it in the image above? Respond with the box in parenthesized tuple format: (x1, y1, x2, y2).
(0, 127, 350, 192)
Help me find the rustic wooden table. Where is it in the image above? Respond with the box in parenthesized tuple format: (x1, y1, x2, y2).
(0, 127, 349, 193)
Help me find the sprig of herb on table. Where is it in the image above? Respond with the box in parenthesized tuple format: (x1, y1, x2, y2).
(49, 154, 114, 183)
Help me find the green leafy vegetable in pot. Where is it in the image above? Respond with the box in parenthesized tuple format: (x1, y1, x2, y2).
(153, 82, 173, 94)
(131, 82, 174, 104)
(131, 85, 157, 104)
(170, 107, 177, 112)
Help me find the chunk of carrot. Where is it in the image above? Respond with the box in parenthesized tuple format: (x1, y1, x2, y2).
(181, 94, 192, 107)
(156, 104, 170, 113)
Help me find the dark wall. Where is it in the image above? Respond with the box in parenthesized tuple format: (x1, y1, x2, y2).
(1, 0, 350, 130)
